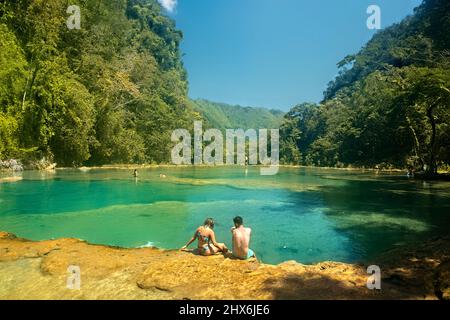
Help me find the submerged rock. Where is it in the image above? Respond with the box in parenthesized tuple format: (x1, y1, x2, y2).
(0, 176, 22, 183)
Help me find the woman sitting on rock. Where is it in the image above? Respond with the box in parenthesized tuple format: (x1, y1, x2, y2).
(181, 218, 228, 256)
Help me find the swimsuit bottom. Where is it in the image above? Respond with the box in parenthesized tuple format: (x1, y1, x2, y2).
(234, 249, 255, 260)
(201, 243, 213, 254)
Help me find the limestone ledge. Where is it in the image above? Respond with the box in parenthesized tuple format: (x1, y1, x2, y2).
(0, 231, 448, 300)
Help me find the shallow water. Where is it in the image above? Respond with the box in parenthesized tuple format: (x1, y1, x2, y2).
(0, 167, 449, 264)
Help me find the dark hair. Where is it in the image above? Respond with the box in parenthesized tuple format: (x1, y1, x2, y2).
(233, 216, 243, 227)
(204, 218, 215, 229)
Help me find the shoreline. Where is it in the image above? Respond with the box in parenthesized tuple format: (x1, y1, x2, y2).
(2, 161, 448, 174)
(0, 231, 448, 300)
(3, 164, 449, 183)
(0, 163, 413, 173)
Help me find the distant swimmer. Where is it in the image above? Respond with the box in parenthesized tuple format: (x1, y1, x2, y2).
(159, 173, 167, 179)
(133, 169, 138, 178)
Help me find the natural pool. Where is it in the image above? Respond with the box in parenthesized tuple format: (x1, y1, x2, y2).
(0, 167, 449, 265)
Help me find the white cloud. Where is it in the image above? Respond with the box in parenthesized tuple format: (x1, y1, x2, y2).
(158, 0, 177, 12)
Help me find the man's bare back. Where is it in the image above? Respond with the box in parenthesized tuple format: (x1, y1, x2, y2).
(231, 226, 252, 259)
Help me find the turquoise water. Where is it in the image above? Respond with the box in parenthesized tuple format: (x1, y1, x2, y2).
(0, 167, 449, 264)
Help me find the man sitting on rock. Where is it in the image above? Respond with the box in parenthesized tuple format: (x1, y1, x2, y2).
(231, 216, 256, 260)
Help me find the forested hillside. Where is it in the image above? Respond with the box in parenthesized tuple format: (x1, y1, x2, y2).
(280, 0, 450, 174)
(191, 99, 284, 131)
(1, 0, 448, 172)
(0, 0, 199, 166)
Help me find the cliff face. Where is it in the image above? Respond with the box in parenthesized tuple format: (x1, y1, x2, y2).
(0, 232, 448, 300)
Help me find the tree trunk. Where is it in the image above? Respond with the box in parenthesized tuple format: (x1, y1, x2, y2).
(426, 105, 437, 175)
(406, 115, 424, 169)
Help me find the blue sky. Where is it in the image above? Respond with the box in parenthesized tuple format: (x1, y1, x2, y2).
(163, 0, 423, 111)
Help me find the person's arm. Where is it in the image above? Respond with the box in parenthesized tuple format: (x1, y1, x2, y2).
(181, 229, 198, 250)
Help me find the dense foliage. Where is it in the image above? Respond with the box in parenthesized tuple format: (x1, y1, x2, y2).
(1, 0, 448, 172)
(191, 99, 284, 131)
(0, 0, 198, 166)
(280, 0, 450, 173)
